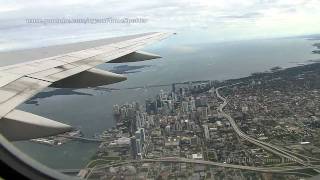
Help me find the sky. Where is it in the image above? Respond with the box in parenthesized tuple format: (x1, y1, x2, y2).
(0, 0, 320, 51)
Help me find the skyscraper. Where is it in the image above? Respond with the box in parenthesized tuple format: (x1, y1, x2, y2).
(190, 97, 196, 111)
(172, 83, 176, 93)
(140, 128, 145, 145)
(146, 99, 157, 114)
(130, 137, 137, 159)
(203, 125, 210, 139)
(200, 107, 208, 120)
(182, 101, 189, 113)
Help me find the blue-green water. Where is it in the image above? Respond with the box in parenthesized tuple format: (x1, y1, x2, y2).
(13, 33, 320, 169)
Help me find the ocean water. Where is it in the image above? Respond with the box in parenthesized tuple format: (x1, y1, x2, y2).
(11, 33, 320, 169)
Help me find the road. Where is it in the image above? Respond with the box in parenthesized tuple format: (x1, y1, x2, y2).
(83, 157, 317, 179)
(57, 134, 103, 142)
(82, 83, 320, 179)
(215, 85, 320, 173)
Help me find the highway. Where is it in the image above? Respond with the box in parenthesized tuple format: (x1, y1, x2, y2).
(83, 157, 317, 179)
(82, 83, 320, 179)
(57, 134, 103, 142)
(215, 85, 320, 173)
(140, 157, 314, 173)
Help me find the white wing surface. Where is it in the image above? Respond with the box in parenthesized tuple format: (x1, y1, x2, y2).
(0, 32, 171, 141)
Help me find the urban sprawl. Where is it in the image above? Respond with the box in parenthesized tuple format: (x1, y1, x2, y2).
(76, 62, 320, 180)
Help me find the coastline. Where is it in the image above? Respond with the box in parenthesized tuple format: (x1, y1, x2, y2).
(221, 62, 320, 86)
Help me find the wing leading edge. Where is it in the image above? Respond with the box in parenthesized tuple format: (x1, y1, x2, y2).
(0, 32, 171, 141)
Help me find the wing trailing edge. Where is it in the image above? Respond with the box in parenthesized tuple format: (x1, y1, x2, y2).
(0, 110, 72, 141)
(0, 32, 172, 141)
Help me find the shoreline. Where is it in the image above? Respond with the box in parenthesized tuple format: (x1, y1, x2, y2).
(220, 62, 320, 86)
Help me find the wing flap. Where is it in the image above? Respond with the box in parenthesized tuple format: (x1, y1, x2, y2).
(0, 32, 170, 76)
(0, 77, 51, 118)
(28, 65, 92, 82)
(0, 109, 72, 141)
(0, 32, 171, 141)
(0, 72, 23, 87)
(0, 58, 66, 75)
(26, 33, 169, 82)
(27, 64, 77, 79)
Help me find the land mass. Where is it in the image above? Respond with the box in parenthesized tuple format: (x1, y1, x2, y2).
(109, 65, 151, 74)
(312, 43, 320, 54)
(81, 62, 320, 179)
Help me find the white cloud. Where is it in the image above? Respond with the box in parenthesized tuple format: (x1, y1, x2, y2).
(0, 4, 21, 12)
(0, 0, 319, 50)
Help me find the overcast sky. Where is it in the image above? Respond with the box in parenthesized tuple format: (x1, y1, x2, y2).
(0, 0, 319, 51)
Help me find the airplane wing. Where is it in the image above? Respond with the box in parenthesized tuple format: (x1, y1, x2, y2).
(0, 32, 171, 141)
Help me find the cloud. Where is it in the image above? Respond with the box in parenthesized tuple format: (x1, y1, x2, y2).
(0, 0, 319, 51)
(0, 4, 21, 12)
(170, 45, 199, 54)
(218, 12, 263, 19)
